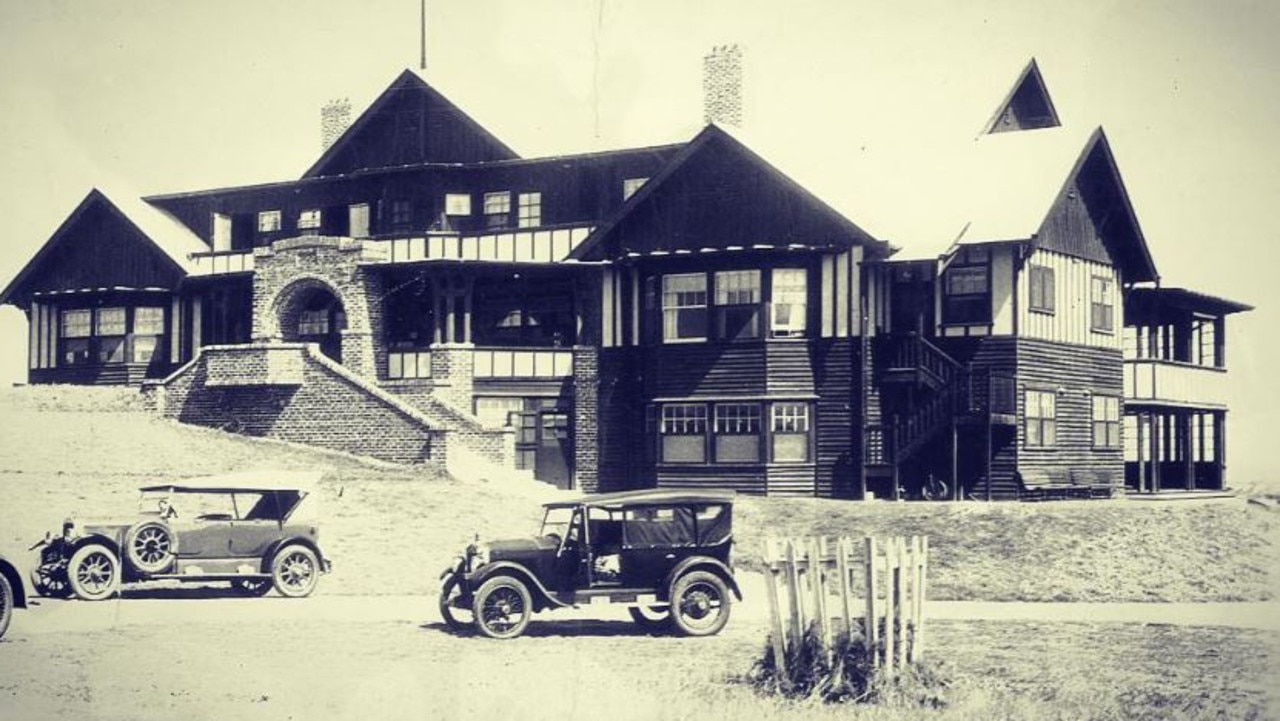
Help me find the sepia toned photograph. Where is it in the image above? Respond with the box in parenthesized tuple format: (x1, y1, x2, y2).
(0, 1, 1276, 719)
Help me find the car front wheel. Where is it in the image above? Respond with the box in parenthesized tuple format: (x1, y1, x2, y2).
(669, 570, 731, 637)
(271, 545, 320, 598)
(68, 544, 121, 601)
(439, 575, 475, 632)
(0, 572, 13, 639)
(472, 576, 532, 639)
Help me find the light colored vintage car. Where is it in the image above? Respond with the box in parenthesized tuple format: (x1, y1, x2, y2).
(30, 471, 331, 601)
(0, 552, 28, 639)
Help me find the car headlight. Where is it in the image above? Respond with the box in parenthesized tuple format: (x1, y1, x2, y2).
(62, 518, 76, 541)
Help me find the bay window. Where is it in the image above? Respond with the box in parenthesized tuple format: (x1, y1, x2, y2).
(714, 270, 760, 340)
(660, 404, 707, 463)
(95, 307, 127, 363)
(714, 403, 761, 462)
(60, 309, 92, 365)
(771, 403, 811, 462)
(662, 274, 708, 343)
(58, 305, 166, 366)
(131, 307, 166, 364)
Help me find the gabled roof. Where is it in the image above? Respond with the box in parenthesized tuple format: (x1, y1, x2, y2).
(0, 186, 207, 306)
(303, 69, 519, 178)
(982, 58, 1062, 135)
(567, 123, 889, 262)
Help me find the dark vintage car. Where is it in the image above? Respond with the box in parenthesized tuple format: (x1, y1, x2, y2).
(30, 471, 331, 601)
(0, 553, 28, 639)
(440, 489, 741, 639)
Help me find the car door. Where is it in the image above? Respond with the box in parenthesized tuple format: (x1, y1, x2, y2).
(173, 492, 237, 560)
(619, 505, 697, 589)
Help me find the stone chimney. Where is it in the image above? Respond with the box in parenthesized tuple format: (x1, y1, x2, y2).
(703, 44, 744, 127)
(321, 98, 353, 151)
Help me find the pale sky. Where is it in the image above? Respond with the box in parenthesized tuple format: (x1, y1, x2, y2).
(1, 0, 1276, 482)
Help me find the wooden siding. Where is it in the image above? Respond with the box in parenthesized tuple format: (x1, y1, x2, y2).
(655, 466, 767, 495)
(813, 339, 858, 498)
(17, 202, 185, 299)
(1015, 338, 1125, 494)
(30, 364, 155, 386)
(1018, 248, 1121, 349)
(1036, 169, 1114, 265)
(767, 465, 817, 497)
(642, 343, 768, 398)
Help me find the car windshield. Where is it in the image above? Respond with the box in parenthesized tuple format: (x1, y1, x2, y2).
(137, 490, 171, 515)
(540, 507, 574, 537)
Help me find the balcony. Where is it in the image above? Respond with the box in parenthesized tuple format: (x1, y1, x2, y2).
(1124, 359, 1228, 409)
(189, 250, 255, 276)
(363, 224, 594, 265)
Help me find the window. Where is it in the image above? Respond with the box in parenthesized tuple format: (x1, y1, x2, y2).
(517, 192, 542, 229)
(257, 210, 282, 233)
(95, 307, 126, 363)
(348, 203, 370, 238)
(662, 274, 708, 343)
(1092, 395, 1121, 449)
(1029, 265, 1055, 313)
(1192, 317, 1218, 367)
(483, 191, 511, 229)
(1025, 389, 1057, 447)
(714, 270, 760, 340)
(941, 247, 991, 324)
(445, 193, 471, 216)
(622, 177, 647, 200)
(1091, 276, 1114, 332)
(212, 213, 232, 252)
(132, 307, 165, 364)
(714, 403, 761, 462)
(298, 310, 329, 336)
(390, 200, 413, 229)
(660, 404, 707, 463)
(60, 309, 92, 365)
(297, 209, 322, 236)
(771, 403, 810, 462)
(771, 268, 807, 337)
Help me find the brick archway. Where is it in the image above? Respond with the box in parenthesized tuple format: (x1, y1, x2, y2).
(271, 277, 347, 362)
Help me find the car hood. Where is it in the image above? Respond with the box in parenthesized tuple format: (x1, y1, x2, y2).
(486, 536, 558, 559)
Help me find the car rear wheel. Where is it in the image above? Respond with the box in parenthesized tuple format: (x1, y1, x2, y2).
(627, 605, 671, 631)
(473, 576, 532, 640)
(0, 572, 13, 639)
(125, 521, 177, 575)
(68, 544, 121, 601)
(669, 571, 731, 637)
(271, 545, 319, 598)
(439, 575, 475, 632)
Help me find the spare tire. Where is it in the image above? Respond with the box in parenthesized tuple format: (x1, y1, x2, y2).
(124, 521, 177, 575)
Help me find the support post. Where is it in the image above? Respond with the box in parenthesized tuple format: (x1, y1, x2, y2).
(762, 539, 790, 688)
(863, 537, 879, 664)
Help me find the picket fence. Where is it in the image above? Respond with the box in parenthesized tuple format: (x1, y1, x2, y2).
(761, 536, 929, 684)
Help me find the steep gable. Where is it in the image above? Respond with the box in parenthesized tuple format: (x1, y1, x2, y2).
(0, 190, 200, 307)
(1034, 128, 1158, 283)
(984, 58, 1061, 135)
(304, 70, 518, 178)
(569, 125, 883, 261)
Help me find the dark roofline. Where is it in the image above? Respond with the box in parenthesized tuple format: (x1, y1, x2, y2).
(568, 124, 888, 262)
(302, 69, 520, 179)
(143, 142, 689, 204)
(981, 57, 1063, 136)
(1128, 286, 1253, 315)
(0, 189, 189, 307)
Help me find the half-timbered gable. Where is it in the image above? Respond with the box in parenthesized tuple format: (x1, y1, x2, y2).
(304, 70, 518, 178)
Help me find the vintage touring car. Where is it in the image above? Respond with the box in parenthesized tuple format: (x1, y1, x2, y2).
(440, 489, 741, 639)
(29, 471, 331, 601)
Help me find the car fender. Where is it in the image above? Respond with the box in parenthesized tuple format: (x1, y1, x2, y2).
(260, 537, 327, 574)
(663, 556, 742, 602)
(467, 561, 569, 610)
(0, 559, 27, 609)
(70, 534, 122, 561)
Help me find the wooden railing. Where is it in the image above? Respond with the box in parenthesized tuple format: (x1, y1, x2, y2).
(365, 224, 594, 265)
(1124, 359, 1228, 408)
(877, 334, 962, 387)
(189, 250, 255, 275)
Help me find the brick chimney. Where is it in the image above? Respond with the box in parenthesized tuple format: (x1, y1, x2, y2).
(703, 45, 744, 127)
(321, 98, 353, 151)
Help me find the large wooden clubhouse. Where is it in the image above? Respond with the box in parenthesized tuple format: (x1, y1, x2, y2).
(0, 62, 1251, 499)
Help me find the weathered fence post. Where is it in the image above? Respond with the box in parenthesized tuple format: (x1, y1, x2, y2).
(784, 539, 804, 647)
(884, 537, 897, 674)
(763, 538, 790, 687)
(863, 536, 879, 665)
(836, 536, 853, 643)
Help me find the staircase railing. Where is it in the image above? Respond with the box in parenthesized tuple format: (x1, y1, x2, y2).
(878, 333, 962, 387)
(891, 380, 961, 463)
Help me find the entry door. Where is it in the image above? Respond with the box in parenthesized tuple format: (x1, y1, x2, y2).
(535, 411, 573, 489)
(890, 271, 934, 335)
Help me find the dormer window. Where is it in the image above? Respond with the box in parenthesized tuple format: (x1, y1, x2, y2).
(257, 210, 282, 233)
(623, 177, 648, 201)
(517, 192, 542, 228)
(483, 191, 511, 229)
(297, 209, 322, 236)
(445, 194, 472, 216)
